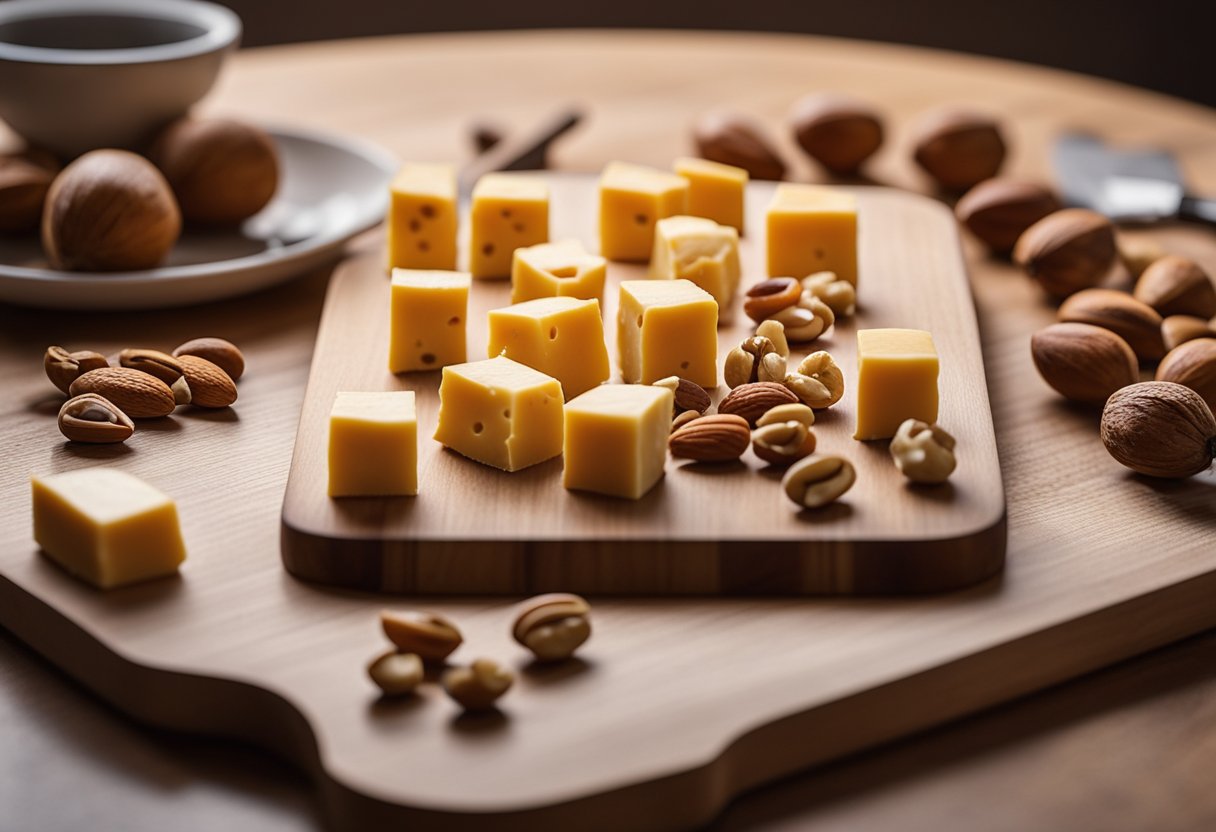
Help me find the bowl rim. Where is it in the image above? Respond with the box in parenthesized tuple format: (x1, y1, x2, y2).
(0, 0, 240, 66)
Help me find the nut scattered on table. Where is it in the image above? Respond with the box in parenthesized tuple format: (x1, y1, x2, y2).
(724, 335, 787, 389)
(669, 414, 751, 462)
(1118, 237, 1166, 280)
(784, 351, 845, 409)
(692, 110, 786, 180)
(0, 149, 59, 233)
(789, 93, 884, 175)
(177, 354, 238, 408)
(755, 319, 789, 357)
(756, 402, 815, 428)
(910, 107, 1006, 192)
(743, 277, 802, 323)
(782, 455, 857, 509)
(751, 420, 817, 466)
(1133, 255, 1216, 320)
(57, 393, 135, 444)
(119, 348, 191, 405)
(717, 382, 799, 426)
(889, 419, 957, 484)
(367, 650, 425, 697)
(1013, 208, 1117, 299)
(1056, 288, 1165, 363)
(954, 178, 1060, 253)
(68, 367, 176, 419)
(44, 346, 109, 394)
(801, 271, 856, 318)
(381, 610, 463, 663)
(173, 337, 245, 381)
(670, 409, 700, 433)
(652, 376, 711, 416)
(1030, 322, 1139, 405)
(1162, 315, 1216, 352)
(442, 658, 514, 712)
(1156, 338, 1216, 413)
(1100, 381, 1216, 479)
(512, 593, 592, 662)
(773, 297, 834, 343)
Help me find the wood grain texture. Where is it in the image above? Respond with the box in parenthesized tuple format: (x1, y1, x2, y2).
(281, 179, 1005, 594)
(1, 30, 1215, 832)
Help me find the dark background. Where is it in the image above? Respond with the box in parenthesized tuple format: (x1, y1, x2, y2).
(218, 0, 1215, 107)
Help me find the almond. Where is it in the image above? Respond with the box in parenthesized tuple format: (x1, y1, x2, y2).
(1031, 322, 1138, 405)
(1156, 338, 1216, 413)
(910, 108, 1006, 192)
(652, 376, 711, 415)
(1014, 209, 1117, 298)
(955, 178, 1060, 253)
(178, 354, 237, 408)
(692, 110, 786, 181)
(1133, 255, 1216, 319)
(669, 414, 751, 462)
(118, 348, 184, 385)
(1057, 289, 1165, 362)
(68, 367, 175, 418)
(789, 93, 884, 175)
(173, 337, 245, 381)
(1162, 315, 1216, 351)
(717, 381, 799, 426)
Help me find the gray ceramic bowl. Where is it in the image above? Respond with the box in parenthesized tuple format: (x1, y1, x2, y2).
(0, 0, 240, 158)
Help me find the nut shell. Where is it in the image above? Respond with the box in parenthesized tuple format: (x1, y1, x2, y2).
(1030, 322, 1139, 404)
(57, 393, 135, 444)
(1133, 255, 1216, 319)
(910, 108, 1006, 192)
(1014, 209, 1117, 299)
(1057, 289, 1165, 362)
(44, 345, 108, 394)
(693, 110, 786, 180)
(955, 178, 1060, 253)
(173, 336, 245, 381)
(1099, 381, 1215, 478)
(68, 367, 176, 419)
(789, 94, 884, 175)
(177, 355, 238, 408)
(1156, 338, 1216, 413)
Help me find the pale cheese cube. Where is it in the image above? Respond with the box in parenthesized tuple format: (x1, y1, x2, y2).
(649, 215, 741, 323)
(563, 384, 673, 499)
(598, 162, 689, 262)
(766, 184, 858, 285)
(469, 173, 549, 279)
(328, 391, 418, 497)
(487, 297, 610, 400)
(389, 269, 471, 373)
(511, 239, 606, 304)
(673, 157, 748, 234)
(388, 163, 458, 271)
(854, 329, 939, 440)
(617, 279, 718, 387)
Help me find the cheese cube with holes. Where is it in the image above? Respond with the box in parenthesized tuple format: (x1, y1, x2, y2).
(598, 162, 689, 262)
(433, 356, 564, 471)
(487, 297, 610, 400)
(649, 216, 742, 323)
(673, 157, 748, 234)
(389, 269, 471, 373)
(31, 468, 186, 589)
(511, 239, 607, 304)
(387, 163, 458, 271)
(328, 391, 418, 497)
(563, 384, 673, 499)
(765, 184, 858, 285)
(617, 279, 718, 387)
(469, 173, 549, 279)
(854, 329, 939, 440)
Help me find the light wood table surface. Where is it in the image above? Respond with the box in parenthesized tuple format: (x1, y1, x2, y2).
(3, 30, 1215, 831)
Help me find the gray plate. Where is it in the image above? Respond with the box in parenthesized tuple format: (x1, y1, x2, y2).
(0, 125, 396, 309)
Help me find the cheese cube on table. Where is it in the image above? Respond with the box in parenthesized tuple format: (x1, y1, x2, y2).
(389, 269, 471, 373)
(433, 356, 564, 472)
(598, 162, 689, 262)
(387, 163, 458, 271)
(617, 279, 718, 388)
(766, 184, 858, 285)
(673, 157, 748, 234)
(563, 384, 674, 500)
(854, 329, 939, 440)
(649, 215, 741, 323)
(328, 391, 418, 497)
(469, 173, 549, 279)
(487, 297, 610, 400)
(31, 468, 186, 589)
(511, 239, 606, 304)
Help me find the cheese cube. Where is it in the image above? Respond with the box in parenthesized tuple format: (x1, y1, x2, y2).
(673, 157, 748, 234)
(387, 163, 458, 271)
(766, 184, 858, 285)
(328, 391, 418, 497)
(511, 239, 607, 304)
(31, 468, 186, 589)
(469, 173, 549, 279)
(389, 269, 471, 373)
(433, 356, 564, 471)
(854, 329, 939, 440)
(563, 384, 673, 500)
(617, 279, 718, 387)
(599, 162, 690, 262)
(649, 216, 741, 323)
(487, 297, 610, 400)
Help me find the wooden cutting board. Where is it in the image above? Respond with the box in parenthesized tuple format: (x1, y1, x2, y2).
(281, 176, 1006, 594)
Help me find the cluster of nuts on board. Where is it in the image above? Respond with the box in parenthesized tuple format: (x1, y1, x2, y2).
(367, 594, 591, 711)
(0, 118, 279, 271)
(44, 338, 244, 444)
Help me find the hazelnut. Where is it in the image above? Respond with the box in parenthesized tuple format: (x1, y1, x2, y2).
(692, 110, 786, 180)
(1133, 255, 1216, 319)
(42, 149, 181, 271)
(150, 118, 279, 225)
(1156, 338, 1216, 413)
(1100, 381, 1215, 479)
(1056, 289, 1165, 363)
(910, 108, 1006, 192)
(0, 149, 59, 233)
(954, 178, 1061, 253)
(1013, 209, 1117, 299)
(1031, 323, 1138, 405)
(789, 94, 883, 175)
(1162, 315, 1216, 352)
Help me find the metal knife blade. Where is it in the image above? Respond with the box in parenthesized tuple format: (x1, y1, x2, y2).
(1051, 133, 1187, 222)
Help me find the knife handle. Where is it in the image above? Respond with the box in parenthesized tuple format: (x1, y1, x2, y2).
(1179, 195, 1216, 226)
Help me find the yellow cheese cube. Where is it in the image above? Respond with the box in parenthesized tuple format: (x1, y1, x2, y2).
(487, 297, 610, 400)
(469, 173, 549, 279)
(854, 328, 939, 440)
(765, 184, 858, 285)
(617, 279, 718, 387)
(328, 391, 418, 497)
(389, 269, 471, 373)
(673, 157, 748, 234)
(387, 163, 458, 271)
(649, 215, 741, 323)
(599, 162, 690, 262)
(31, 468, 186, 589)
(563, 384, 673, 500)
(433, 356, 564, 472)
(511, 239, 607, 304)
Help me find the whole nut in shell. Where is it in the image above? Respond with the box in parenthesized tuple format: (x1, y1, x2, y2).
(512, 593, 592, 662)
(150, 118, 280, 225)
(367, 651, 424, 697)
(717, 382, 799, 426)
(789, 93, 884, 175)
(1162, 315, 1216, 351)
(173, 337, 245, 381)
(743, 277, 802, 323)
(1030, 322, 1139, 404)
(442, 658, 514, 711)
(669, 414, 751, 462)
(692, 110, 786, 180)
(954, 178, 1061, 253)
(782, 455, 857, 509)
(380, 610, 463, 662)
(43, 345, 108, 394)
(177, 355, 238, 408)
(785, 351, 845, 409)
(68, 367, 175, 419)
(801, 271, 856, 317)
(910, 108, 1006, 192)
(1156, 338, 1216, 413)
(1057, 288, 1165, 362)
(889, 419, 957, 484)
(751, 420, 817, 466)
(652, 376, 711, 415)
(57, 393, 135, 444)
(1133, 255, 1216, 319)
(1013, 208, 1117, 298)
(41, 149, 181, 272)
(0, 149, 59, 233)
(1099, 381, 1215, 479)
